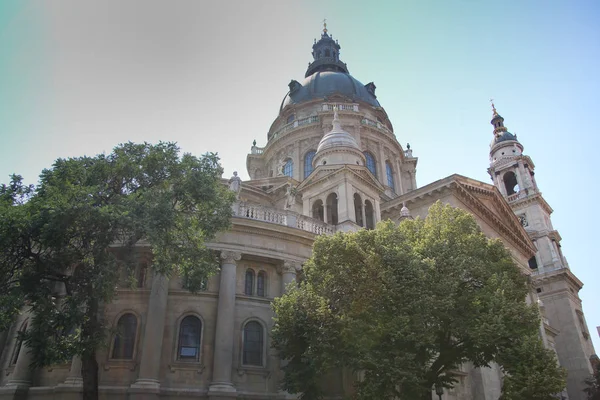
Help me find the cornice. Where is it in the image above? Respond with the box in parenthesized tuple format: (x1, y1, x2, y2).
(509, 192, 553, 215)
(296, 164, 385, 195)
(531, 267, 584, 290)
(382, 174, 536, 258)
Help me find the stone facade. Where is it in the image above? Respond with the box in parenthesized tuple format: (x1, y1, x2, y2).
(0, 28, 595, 400)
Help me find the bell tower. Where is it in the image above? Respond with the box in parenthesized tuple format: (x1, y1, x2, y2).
(487, 102, 596, 400)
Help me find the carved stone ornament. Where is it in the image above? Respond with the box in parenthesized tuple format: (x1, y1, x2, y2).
(279, 260, 301, 274)
(220, 251, 242, 264)
(518, 214, 528, 227)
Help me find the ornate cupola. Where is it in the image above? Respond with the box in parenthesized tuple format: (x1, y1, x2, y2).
(489, 101, 523, 161)
(313, 106, 366, 167)
(305, 21, 349, 77)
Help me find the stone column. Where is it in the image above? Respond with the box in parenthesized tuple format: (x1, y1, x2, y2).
(323, 201, 329, 224)
(209, 251, 241, 398)
(280, 261, 299, 295)
(1, 316, 34, 400)
(361, 201, 367, 228)
(63, 356, 83, 385)
(130, 273, 170, 399)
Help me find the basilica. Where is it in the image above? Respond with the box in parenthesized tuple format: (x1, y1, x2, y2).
(0, 26, 596, 400)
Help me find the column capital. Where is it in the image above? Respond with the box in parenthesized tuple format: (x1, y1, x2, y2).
(278, 260, 302, 274)
(220, 251, 242, 264)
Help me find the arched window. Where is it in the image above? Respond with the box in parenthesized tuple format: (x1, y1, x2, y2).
(257, 271, 266, 297)
(111, 313, 137, 359)
(386, 161, 395, 191)
(243, 321, 264, 366)
(326, 193, 339, 225)
(503, 171, 519, 195)
(312, 199, 324, 222)
(283, 159, 293, 178)
(324, 49, 331, 58)
(354, 193, 363, 227)
(177, 316, 202, 361)
(365, 200, 375, 230)
(304, 150, 316, 179)
(245, 269, 255, 296)
(364, 152, 377, 177)
(11, 320, 28, 365)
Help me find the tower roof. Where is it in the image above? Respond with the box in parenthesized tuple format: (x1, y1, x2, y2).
(305, 22, 349, 78)
(489, 101, 520, 147)
(316, 106, 361, 154)
(280, 26, 380, 112)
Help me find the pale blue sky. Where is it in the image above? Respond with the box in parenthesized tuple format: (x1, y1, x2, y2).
(1, 1, 599, 351)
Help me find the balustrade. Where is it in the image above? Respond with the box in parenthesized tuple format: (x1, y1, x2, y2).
(321, 103, 359, 112)
(271, 116, 320, 140)
(234, 202, 334, 235)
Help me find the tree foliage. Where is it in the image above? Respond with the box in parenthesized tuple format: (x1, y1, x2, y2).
(584, 361, 600, 400)
(272, 202, 566, 400)
(0, 142, 234, 400)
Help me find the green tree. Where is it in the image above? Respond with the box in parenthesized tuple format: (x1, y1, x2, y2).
(584, 362, 600, 400)
(272, 202, 566, 400)
(0, 142, 234, 400)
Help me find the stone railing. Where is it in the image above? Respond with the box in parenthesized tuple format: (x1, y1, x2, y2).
(234, 202, 334, 235)
(361, 118, 394, 135)
(271, 116, 319, 141)
(530, 264, 569, 276)
(321, 103, 359, 112)
(250, 146, 265, 155)
(507, 193, 520, 202)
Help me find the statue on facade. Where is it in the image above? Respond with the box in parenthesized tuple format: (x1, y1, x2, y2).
(277, 159, 287, 176)
(228, 171, 242, 199)
(285, 185, 297, 209)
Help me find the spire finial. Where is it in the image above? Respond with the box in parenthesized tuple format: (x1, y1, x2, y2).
(323, 18, 328, 34)
(490, 98, 498, 117)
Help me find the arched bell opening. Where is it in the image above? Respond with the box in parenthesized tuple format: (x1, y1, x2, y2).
(326, 193, 339, 225)
(503, 171, 519, 195)
(312, 199, 324, 222)
(354, 193, 363, 227)
(365, 200, 375, 230)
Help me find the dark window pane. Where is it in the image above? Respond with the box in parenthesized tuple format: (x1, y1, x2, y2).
(304, 151, 316, 178)
(364, 152, 377, 177)
(283, 159, 293, 178)
(245, 270, 254, 295)
(257, 272, 265, 297)
(111, 313, 137, 359)
(178, 316, 202, 361)
(386, 162, 395, 190)
(243, 321, 263, 366)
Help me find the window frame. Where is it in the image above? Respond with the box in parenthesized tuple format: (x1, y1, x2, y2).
(175, 314, 204, 363)
(303, 150, 317, 179)
(364, 152, 377, 177)
(244, 269, 255, 296)
(385, 161, 395, 191)
(110, 312, 139, 360)
(241, 319, 266, 368)
(256, 271, 266, 297)
(283, 158, 293, 178)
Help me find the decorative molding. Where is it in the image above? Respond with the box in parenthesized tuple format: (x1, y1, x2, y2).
(220, 251, 242, 264)
(168, 363, 205, 375)
(102, 361, 137, 371)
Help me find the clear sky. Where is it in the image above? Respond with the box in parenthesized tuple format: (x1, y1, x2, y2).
(1, 1, 599, 351)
